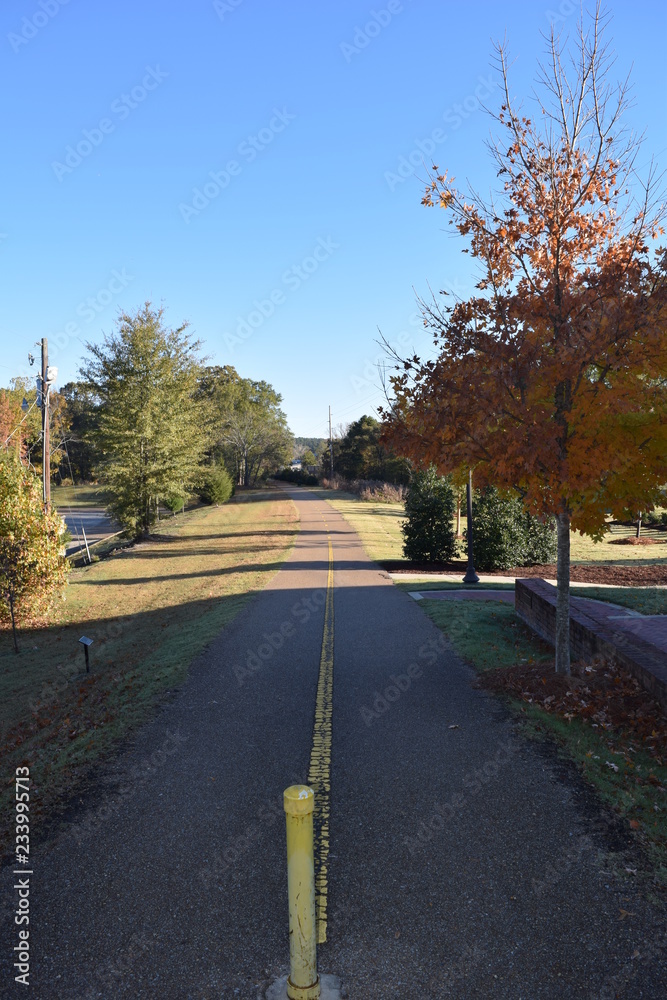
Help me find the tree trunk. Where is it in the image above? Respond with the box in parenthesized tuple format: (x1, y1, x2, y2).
(555, 511, 571, 675)
(9, 591, 19, 654)
(636, 515, 642, 539)
(456, 494, 462, 536)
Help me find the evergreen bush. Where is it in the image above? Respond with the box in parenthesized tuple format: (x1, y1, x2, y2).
(470, 487, 556, 570)
(401, 467, 457, 562)
(200, 465, 234, 505)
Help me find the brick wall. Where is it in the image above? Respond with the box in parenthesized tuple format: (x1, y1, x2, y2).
(515, 578, 667, 712)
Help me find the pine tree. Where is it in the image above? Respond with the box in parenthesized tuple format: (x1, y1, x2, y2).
(80, 303, 208, 536)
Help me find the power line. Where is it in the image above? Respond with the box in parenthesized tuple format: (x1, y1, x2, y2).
(3, 399, 37, 448)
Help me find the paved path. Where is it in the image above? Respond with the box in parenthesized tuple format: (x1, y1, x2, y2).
(410, 589, 516, 604)
(1, 487, 665, 998)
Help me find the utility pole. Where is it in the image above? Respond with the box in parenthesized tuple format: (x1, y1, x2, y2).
(41, 337, 51, 509)
(328, 405, 334, 481)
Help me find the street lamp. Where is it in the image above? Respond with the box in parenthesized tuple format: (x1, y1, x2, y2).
(462, 468, 479, 584)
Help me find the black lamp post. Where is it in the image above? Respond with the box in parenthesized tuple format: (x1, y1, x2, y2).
(462, 468, 479, 584)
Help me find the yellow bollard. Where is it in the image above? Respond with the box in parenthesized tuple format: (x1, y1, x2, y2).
(284, 786, 321, 1000)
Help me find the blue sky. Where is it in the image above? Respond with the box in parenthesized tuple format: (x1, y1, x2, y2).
(1, 0, 665, 438)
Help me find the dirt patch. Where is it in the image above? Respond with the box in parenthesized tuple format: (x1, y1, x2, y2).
(381, 560, 667, 586)
(478, 657, 666, 763)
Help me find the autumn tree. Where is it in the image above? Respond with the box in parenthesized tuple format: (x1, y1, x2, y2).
(1, 380, 42, 467)
(80, 303, 208, 536)
(0, 457, 69, 652)
(383, 6, 667, 672)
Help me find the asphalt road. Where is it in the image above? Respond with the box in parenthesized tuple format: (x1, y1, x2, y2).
(62, 508, 118, 555)
(1, 487, 665, 998)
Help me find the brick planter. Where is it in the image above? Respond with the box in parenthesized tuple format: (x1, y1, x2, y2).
(515, 578, 667, 712)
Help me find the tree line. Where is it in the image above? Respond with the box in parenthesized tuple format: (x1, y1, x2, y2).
(2, 302, 293, 537)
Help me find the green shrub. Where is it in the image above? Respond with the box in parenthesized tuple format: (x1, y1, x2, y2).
(273, 468, 319, 486)
(401, 467, 457, 562)
(470, 487, 556, 570)
(164, 493, 187, 514)
(200, 465, 234, 505)
(522, 509, 557, 564)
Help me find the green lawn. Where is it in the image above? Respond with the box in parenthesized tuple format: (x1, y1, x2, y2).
(396, 580, 667, 615)
(418, 596, 667, 884)
(420, 598, 552, 672)
(51, 484, 112, 509)
(573, 586, 667, 615)
(317, 487, 667, 567)
(0, 491, 298, 856)
(311, 488, 406, 562)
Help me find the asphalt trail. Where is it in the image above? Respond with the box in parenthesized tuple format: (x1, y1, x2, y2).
(1, 487, 665, 998)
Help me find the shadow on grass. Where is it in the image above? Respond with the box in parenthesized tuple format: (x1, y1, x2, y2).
(0, 588, 263, 861)
(83, 556, 375, 586)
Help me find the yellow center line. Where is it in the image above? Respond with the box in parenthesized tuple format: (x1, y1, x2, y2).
(307, 521, 334, 944)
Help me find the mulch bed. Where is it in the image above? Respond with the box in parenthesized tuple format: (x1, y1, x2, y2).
(381, 560, 667, 586)
(610, 536, 658, 546)
(478, 657, 666, 767)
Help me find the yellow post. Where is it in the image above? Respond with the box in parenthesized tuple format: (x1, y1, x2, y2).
(284, 785, 321, 1000)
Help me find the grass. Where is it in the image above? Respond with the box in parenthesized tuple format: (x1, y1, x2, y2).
(394, 580, 516, 593)
(51, 483, 112, 509)
(418, 596, 667, 884)
(420, 598, 552, 672)
(309, 487, 406, 562)
(395, 581, 667, 615)
(574, 586, 667, 615)
(0, 490, 298, 856)
(520, 706, 667, 887)
(316, 487, 667, 566)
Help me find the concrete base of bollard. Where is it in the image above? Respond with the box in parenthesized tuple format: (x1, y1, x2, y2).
(266, 974, 344, 999)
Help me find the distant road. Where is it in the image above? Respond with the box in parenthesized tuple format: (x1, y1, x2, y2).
(61, 506, 119, 555)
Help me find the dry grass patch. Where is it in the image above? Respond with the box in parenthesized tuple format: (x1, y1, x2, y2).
(0, 491, 298, 858)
